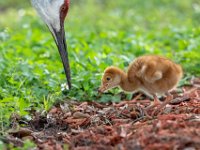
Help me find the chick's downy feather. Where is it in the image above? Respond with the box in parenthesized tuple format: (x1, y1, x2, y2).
(127, 55, 183, 95)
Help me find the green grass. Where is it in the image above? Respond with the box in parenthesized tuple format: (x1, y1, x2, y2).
(0, 0, 200, 136)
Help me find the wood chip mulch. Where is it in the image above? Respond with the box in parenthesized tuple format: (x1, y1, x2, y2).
(4, 78, 200, 150)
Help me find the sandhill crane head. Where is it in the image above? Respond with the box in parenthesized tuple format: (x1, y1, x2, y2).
(31, 0, 71, 89)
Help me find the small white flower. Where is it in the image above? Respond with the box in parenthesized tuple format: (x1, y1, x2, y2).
(61, 83, 69, 91)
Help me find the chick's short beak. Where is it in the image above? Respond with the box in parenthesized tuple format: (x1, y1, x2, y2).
(98, 87, 104, 94)
(98, 84, 108, 94)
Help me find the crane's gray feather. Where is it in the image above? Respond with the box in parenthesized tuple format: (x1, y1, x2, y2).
(31, 0, 64, 32)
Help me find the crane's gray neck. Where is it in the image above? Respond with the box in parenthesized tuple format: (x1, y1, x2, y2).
(31, 0, 65, 32)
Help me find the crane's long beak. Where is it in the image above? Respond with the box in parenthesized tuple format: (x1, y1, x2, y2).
(52, 26, 71, 89)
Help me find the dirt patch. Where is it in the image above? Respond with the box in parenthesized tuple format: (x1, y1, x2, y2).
(5, 78, 200, 149)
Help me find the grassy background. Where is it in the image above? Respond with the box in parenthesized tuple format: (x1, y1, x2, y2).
(0, 0, 200, 138)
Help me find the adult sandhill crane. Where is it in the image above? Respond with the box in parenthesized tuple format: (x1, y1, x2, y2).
(31, 0, 71, 89)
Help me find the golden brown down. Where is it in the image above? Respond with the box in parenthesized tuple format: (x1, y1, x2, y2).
(99, 55, 183, 97)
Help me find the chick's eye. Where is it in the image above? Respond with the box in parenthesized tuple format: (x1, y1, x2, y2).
(106, 77, 111, 81)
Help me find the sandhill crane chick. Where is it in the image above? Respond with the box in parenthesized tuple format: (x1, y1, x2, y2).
(99, 55, 183, 115)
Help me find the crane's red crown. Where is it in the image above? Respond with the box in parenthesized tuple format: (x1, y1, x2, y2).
(60, 0, 70, 22)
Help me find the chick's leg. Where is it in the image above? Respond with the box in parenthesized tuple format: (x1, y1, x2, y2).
(145, 94, 161, 111)
(143, 94, 161, 118)
(152, 92, 173, 116)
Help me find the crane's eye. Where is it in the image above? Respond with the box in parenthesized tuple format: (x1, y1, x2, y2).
(61, 6, 66, 11)
(106, 77, 111, 81)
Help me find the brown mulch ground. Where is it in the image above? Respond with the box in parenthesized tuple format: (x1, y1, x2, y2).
(4, 78, 200, 150)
